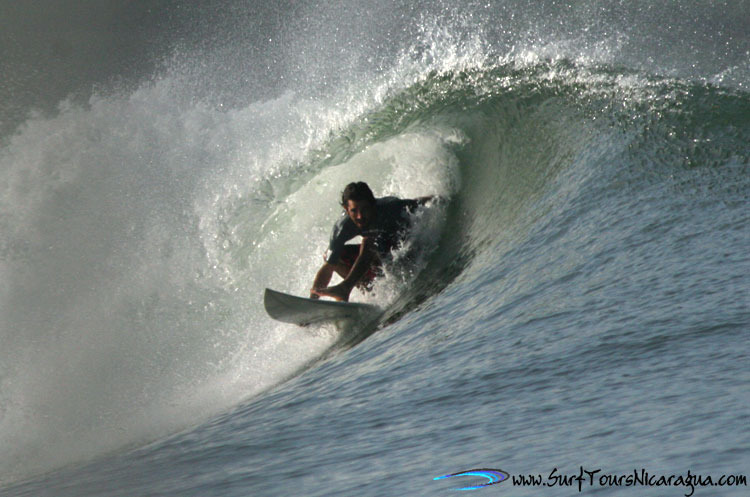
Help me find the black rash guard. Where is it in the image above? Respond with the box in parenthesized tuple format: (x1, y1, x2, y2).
(326, 196, 419, 264)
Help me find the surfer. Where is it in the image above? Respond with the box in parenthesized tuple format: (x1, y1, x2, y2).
(310, 182, 434, 302)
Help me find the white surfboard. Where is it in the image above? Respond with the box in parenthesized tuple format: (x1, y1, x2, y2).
(263, 288, 380, 326)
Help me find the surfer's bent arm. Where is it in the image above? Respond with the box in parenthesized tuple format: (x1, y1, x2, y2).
(310, 262, 335, 299)
(338, 237, 376, 291)
(311, 237, 377, 302)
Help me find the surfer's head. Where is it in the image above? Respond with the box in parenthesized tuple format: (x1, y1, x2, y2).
(341, 182, 375, 207)
(341, 182, 376, 229)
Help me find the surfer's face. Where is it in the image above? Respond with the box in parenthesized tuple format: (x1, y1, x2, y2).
(345, 199, 375, 229)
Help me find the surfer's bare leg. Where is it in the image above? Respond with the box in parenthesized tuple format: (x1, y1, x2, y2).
(331, 262, 353, 279)
(313, 238, 376, 302)
(310, 262, 335, 299)
(310, 256, 357, 299)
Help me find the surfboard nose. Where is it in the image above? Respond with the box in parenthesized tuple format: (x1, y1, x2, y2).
(264, 288, 381, 327)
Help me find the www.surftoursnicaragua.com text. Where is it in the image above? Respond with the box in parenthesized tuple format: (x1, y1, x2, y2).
(435, 466, 747, 495)
(513, 467, 747, 496)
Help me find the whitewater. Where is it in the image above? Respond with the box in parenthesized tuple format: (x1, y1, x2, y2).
(1, 1, 748, 495)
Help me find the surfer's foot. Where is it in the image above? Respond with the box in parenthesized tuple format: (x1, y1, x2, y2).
(312, 282, 352, 302)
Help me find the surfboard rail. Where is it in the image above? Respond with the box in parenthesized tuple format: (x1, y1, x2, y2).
(263, 288, 380, 326)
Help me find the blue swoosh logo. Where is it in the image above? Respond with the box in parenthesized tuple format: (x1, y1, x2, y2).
(434, 468, 510, 490)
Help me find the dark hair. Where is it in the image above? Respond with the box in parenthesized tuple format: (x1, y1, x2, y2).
(341, 182, 376, 207)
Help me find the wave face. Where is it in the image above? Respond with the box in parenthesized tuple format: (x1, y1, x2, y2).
(1, 0, 749, 491)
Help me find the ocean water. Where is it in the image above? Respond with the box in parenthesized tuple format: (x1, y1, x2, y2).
(1, 1, 748, 496)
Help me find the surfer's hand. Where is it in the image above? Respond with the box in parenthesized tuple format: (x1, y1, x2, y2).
(309, 292, 320, 300)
